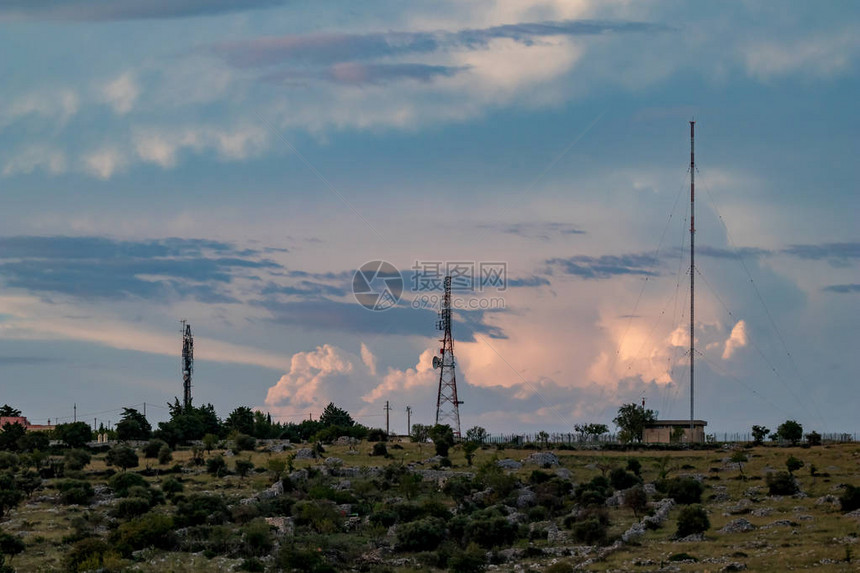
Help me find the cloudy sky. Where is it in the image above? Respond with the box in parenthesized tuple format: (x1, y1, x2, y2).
(1, 0, 857, 436)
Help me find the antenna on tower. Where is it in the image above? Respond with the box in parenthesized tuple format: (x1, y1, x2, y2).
(180, 320, 194, 409)
(434, 276, 463, 437)
(689, 120, 696, 434)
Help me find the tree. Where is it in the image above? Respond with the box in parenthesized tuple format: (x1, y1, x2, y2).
(202, 433, 219, 454)
(319, 403, 354, 428)
(730, 450, 748, 477)
(613, 403, 656, 443)
(777, 420, 803, 445)
(785, 455, 804, 475)
(751, 425, 770, 446)
(537, 431, 550, 449)
(105, 445, 139, 471)
(0, 423, 26, 452)
(462, 441, 479, 466)
(0, 406, 21, 418)
(225, 407, 255, 436)
(464, 426, 487, 444)
(806, 431, 822, 446)
(64, 449, 92, 471)
(115, 408, 152, 441)
(429, 424, 455, 457)
(624, 484, 648, 519)
(575, 423, 609, 443)
(410, 424, 431, 443)
(154, 399, 221, 446)
(676, 505, 710, 538)
(54, 422, 93, 449)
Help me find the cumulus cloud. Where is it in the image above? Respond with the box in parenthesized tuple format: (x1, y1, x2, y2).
(722, 320, 748, 359)
(1, 89, 78, 128)
(82, 147, 126, 179)
(2, 146, 67, 176)
(362, 349, 437, 403)
(0, 0, 290, 21)
(743, 29, 860, 80)
(101, 72, 140, 114)
(134, 125, 268, 168)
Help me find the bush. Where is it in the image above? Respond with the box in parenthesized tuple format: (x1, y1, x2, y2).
(840, 485, 860, 512)
(675, 504, 710, 538)
(175, 494, 229, 527)
(64, 449, 92, 471)
(777, 420, 803, 445)
(575, 475, 613, 506)
(57, 479, 94, 505)
(465, 516, 518, 548)
(207, 455, 228, 477)
(371, 442, 388, 457)
(609, 467, 641, 490)
(143, 439, 168, 459)
(367, 428, 388, 442)
(242, 518, 274, 556)
(806, 431, 822, 446)
(277, 544, 336, 573)
(234, 433, 257, 452)
(105, 445, 139, 471)
(161, 477, 184, 497)
(64, 537, 124, 572)
(0, 531, 25, 560)
(113, 513, 175, 555)
(449, 542, 487, 573)
(766, 471, 798, 496)
(571, 516, 609, 545)
(626, 458, 642, 476)
(786, 456, 804, 475)
(115, 497, 152, 519)
(108, 472, 148, 497)
(292, 500, 343, 534)
(396, 516, 447, 551)
(235, 459, 255, 477)
(157, 445, 173, 465)
(658, 477, 704, 504)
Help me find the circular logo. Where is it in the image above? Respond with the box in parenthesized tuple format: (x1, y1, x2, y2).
(353, 261, 403, 311)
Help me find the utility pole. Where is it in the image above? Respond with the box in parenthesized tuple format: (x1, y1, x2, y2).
(384, 401, 391, 436)
(143, 402, 146, 417)
(74, 403, 76, 423)
(406, 406, 412, 436)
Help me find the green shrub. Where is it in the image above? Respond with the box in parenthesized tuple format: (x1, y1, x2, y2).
(292, 500, 343, 534)
(235, 458, 254, 477)
(609, 467, 641, 490)
(234, 433, 257, 452)
(395, 516, 447, 551)
(572, 516, 608, 545)
(367, 428, 388, 442)
(0, 454, 18, 471)
(63, 449, 92, 471)
(175, 494, 229, 527)
(766, 471, 798, 496)
(626, 458, 642, 476)
(676, 504, 710, 538)
(786, 456, 804, 475)
(239, 557, 266, 572)
(0, 531, 25, 560)
(242, 518, 274, 556)
(161, 477, 184, 497)
(57, 479, 93, 505)
(669, 552, 699, 562)
(143, 439, 168, 459)
(449, 542, 487, 573)
(157, 445, 173, 465)
(115, 497, 151, 519)
(658, 477, 703, 504)
(371, 442, 388, 457)
(840, 485, 860, 512)
(105, 445, 139, 471)
(277, 544, 336, 573)
(64, 537, 124, 572)
(108, 472, 148, 497)
(207, 455, 228, 477)
(465, 516, 518, 548)
(113, 513, 175, 555)
(575, 475, 613, 506)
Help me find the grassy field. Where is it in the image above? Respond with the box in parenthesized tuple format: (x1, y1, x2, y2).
(1, 439, 858, 572)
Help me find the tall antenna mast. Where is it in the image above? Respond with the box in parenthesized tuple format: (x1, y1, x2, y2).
(181, 320, 194, 409)
(434, 276, 463, 437)
(689, 120, 695, 433)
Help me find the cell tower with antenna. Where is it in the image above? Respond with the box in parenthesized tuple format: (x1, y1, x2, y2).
(433, 276, 463, 437)
(180, 320, 194, 409)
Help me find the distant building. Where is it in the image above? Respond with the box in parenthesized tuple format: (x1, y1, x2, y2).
(643, 420, 707, 444)
(0, 416, 55, 432)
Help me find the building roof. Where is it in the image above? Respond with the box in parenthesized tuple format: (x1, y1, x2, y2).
(645, 420, 708, 427)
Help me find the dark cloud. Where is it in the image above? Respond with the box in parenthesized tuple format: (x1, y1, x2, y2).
(782, 242, 860, 264)
(213, 19, 669, 68)
(264, 62, 468, 86)
(0, 0, 288, 21)
(822, 284, 860, 294)
(262, 280, 348, 298)
(507, 275, 551, 288)
(546, 253, 660, 279)
(477, 222, 586, 241)
(695, 245, 771, 259)
(255, 298, 504, 341)
(0, 235, 280, 303)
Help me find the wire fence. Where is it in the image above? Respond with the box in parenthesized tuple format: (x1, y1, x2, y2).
(479, 432, 856, 446)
